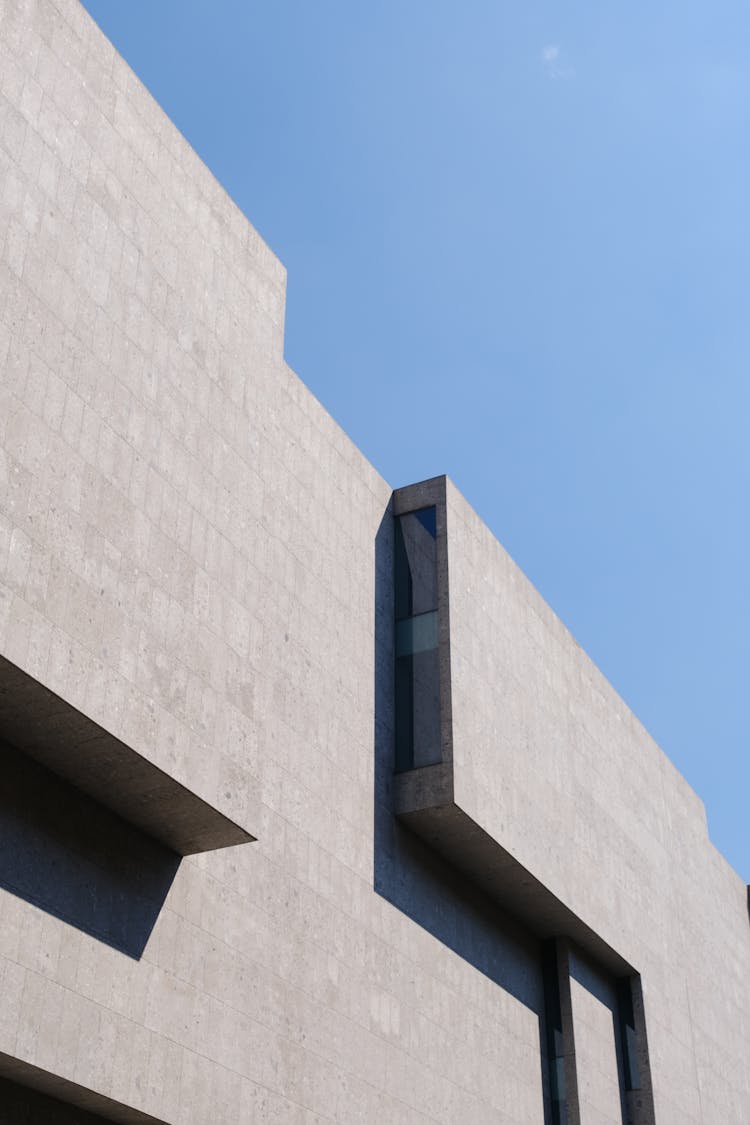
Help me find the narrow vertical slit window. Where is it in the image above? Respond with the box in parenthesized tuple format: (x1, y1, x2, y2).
(542, 941, 569, 1125)
(394, 506, 440, 772)
(617, 976, 641, 1092)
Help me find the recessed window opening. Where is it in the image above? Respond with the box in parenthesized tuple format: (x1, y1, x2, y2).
(394, 506, 441, 772)
(542, 941, 569, 1125)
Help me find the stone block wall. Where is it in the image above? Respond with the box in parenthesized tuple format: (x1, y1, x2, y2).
(1, 2, 748, 1122)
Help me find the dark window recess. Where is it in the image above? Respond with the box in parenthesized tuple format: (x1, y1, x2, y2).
(542, 942, 569, 1125)
(617, 977, 642, 1091)
(394, 506, 441, 772)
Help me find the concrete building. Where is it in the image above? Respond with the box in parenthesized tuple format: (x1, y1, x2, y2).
(0, 0, 748, 1121)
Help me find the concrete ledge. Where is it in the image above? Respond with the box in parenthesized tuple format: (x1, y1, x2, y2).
(0, 1053, 171, 1125)
(394, 764, 633, 976)
(0, 655, 254, 855)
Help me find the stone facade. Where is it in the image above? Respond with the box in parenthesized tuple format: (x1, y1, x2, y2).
(0, 1, 748, 1121)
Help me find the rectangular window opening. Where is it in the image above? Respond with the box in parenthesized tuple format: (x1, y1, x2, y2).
(394, 506, 441, 772)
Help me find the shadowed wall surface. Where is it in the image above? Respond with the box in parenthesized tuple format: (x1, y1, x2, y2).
(0, 739, 179, 958)
(0, 1076, 111, 1124)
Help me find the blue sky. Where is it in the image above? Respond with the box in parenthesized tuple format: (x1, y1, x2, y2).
(81, 1, 750, 881)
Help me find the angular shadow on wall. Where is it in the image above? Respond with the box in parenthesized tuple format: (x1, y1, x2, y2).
(0, 1072, 122, 1125)
(372, 507, 552, 1121)
(0, 739, 179, 959)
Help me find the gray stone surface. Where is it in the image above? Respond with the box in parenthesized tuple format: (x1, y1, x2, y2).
(0, 0, 748, 1122)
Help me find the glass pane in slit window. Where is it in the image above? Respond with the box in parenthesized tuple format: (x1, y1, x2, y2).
(394, 507, 441, 771)
(395, 508, 437, 620)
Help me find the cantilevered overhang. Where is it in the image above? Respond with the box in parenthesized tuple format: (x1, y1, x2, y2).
(394, 763, 633, 976)
(0, 1052, 172, 1125)
(0, 654, 253, 855)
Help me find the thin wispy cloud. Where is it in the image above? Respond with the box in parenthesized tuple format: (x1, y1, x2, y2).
(541, 43, 574, 80)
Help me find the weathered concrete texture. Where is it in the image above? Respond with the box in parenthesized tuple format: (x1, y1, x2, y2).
(1, 0, 749, 1122)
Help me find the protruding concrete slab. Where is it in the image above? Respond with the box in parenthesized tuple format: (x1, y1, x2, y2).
(0, 1054, 171, 1125)
(0, 655, 254, 855)
(394, 765, 633, 975)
